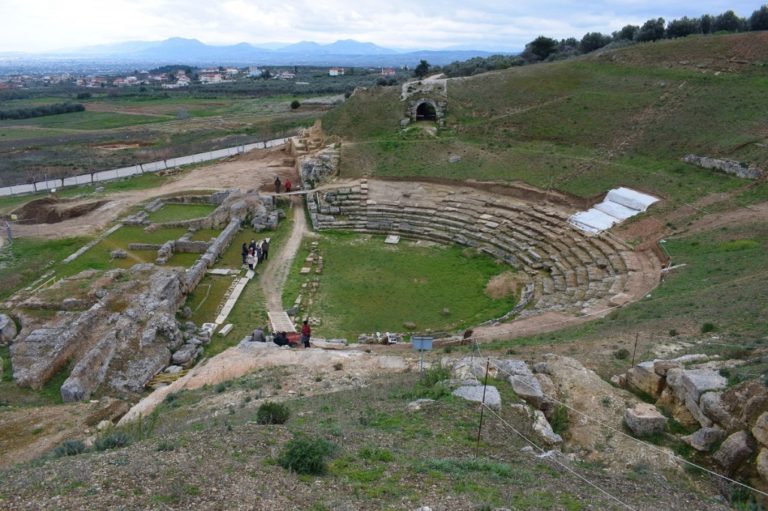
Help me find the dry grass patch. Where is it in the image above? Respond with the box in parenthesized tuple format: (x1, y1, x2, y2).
(485, 271, 519, 300)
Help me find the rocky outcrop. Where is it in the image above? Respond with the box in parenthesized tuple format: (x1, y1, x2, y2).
(298, 145, 340, 189)
(682, 154, 763, 180)
(452, 385, 501, 410)
(0, 313, 17, 345)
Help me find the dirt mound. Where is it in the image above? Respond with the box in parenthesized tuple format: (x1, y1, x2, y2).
(12, 197, 108, 224)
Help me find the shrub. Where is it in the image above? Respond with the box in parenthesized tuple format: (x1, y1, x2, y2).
(156, 440, 176, 452)
(333, 362, 343, 371)
(669, 329, 678, 337)
(53, 440, 86, 457)
(256, 401, 290, 425)
(614, 348, 630, 360)
(278, 436, 337, 475)
(550, 405, 569, 435)
(94, 432, 130, 451)
(701, 322, 717, 334)
(422, 365, 451, 387)
(290, 100, 301, 109)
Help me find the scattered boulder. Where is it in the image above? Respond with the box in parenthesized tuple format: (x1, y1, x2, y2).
(0, 313, 17, 344)
(653, 360, 682, 377)
(533, 409, 562, 446)
(625, 403, 666, 437)
(452, 385, 501, 410)
(164, 365, 184, 374)
(700, 391, 741, 433)
(713, 431, 755, 474)
(110, 249, 127, 259)
(497, 359, 545, 408)
(171, 344, 200, 367)
(682, 426, 726, 452)
(752, 412, 768, 447)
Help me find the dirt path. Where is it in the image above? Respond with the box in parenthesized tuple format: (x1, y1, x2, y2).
(261, 196, 310, 312)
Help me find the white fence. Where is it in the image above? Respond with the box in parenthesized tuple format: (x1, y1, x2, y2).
(0, 137, 290, 197)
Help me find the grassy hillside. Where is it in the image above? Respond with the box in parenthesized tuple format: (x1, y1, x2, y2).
(324, 32, 768, 207)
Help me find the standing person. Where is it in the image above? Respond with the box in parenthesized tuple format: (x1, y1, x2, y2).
(262, 239, 269, 261)
(241, 242, 248, 266)
(284, 179, 292, 193)
(249, 239, 256, 254)
(256, 241, 264, 264)
(301, 320, 311, 348)
(274, 176, 282, 194)
(246, 248, 255, 270)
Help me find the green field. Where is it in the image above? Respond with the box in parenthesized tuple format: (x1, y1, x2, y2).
(147, 203, 216, 223)
(0, 111, 171, 130)
(282, 231, 518, 340)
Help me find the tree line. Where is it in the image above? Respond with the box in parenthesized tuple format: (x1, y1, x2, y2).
(0, 102, 85, 120)
(431, 4, 768, 78)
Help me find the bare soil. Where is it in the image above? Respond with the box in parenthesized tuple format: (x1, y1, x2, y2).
(12, 147, 297, 240)
(484, 271, 519, 299)
(12, 197, 108, 224)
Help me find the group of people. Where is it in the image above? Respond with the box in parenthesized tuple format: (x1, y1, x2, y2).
(250, 320, 311, 348)
(274, 176, 292, 194)
(241, 238, 269, 270)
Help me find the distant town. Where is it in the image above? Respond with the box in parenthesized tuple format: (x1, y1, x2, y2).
(0, 65, 405, 90)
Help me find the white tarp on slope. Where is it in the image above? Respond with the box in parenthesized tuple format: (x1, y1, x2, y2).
(569, 187, 658, 234)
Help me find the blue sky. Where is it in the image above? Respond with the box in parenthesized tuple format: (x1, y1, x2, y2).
(0, 0, 763, 52)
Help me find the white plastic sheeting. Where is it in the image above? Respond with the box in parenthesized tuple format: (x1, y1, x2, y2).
(569, 187, 659, 234)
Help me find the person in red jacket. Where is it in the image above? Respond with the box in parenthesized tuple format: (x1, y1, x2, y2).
(301, 320, 311, 348)
(285, 179, 292, 193)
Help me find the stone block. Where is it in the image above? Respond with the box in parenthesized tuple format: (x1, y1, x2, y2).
(700, 391, 741, 433)
(653, 359, 682, 377)
(533, 409, 562, 446)
(626, 361, 664, 399)
(682, 426, 725, 452)
(713, 430, 755, 474)
(452, 385, 501, 410)
(625, 403, 666, 437)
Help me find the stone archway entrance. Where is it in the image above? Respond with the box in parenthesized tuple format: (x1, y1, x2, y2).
(415, 101, 437, 121)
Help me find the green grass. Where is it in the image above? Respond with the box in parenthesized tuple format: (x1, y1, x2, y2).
(0, 111, 171, 130)
(185, 275, 235, 326)
(55, 226, 189, 279)
(282, 231, 517, 339)
(147, 203, 216, 223)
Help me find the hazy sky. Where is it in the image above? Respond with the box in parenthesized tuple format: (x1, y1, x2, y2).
(0, 0, 762, 52)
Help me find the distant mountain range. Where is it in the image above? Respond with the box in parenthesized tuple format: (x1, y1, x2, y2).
(10, 38, 504, 67)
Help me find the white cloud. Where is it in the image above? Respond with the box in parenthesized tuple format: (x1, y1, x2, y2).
(0, 0, 762, 52)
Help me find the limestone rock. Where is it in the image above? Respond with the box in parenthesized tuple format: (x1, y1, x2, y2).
(626, 361, 664, 399)
(110, 249, 128, 259)
(699, 392, 741, 433)
(757, 449, 768, 482)
(0, 313, 17, 344)
(533, 409, 562, 446)
(452, 385, 501, 410)
(85, 398, 131, 427)
(666, 368, 727, 404)
(498, 359, 545, 408)
(752, 412, 768, 447)
(722, 381, 768, 426)
(406, 399, 435, 412)
(653, 359, 682, 377)
(171, 344, 200, 366)
(682, 426, 726, 452)
(713, 431, 755, 474)
(656, 387, 698, 429)
(625, 403, 666, 437)
(164, 365, 184, 374)
(610, 374, 626, 387)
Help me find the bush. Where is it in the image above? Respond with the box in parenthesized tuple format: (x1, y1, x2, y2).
(669, 329, 678, 337)
(550, 405, 569, 435)
(256, 401, 290, 425)
(53, 440, 86, 457)
(94, 432, 130, 451)
(290, 100, 301, 109)
(701, 322, 717, 333)
(422, 365, 451, 387)
(278, 436, 337, 475)
(614, 348, 630, 360)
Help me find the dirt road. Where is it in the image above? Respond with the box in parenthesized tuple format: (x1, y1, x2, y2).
(260, 196, 311, 312)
